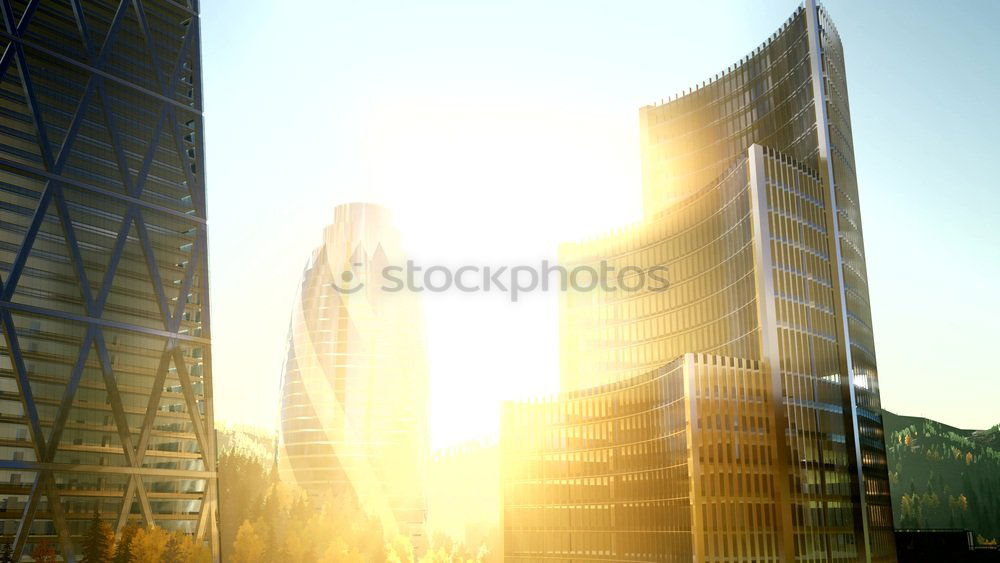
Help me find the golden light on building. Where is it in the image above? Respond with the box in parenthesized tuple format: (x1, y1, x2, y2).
(504, 2, 895, 561)
(277, 203, 430, 553)
(503, 354, 776, 561)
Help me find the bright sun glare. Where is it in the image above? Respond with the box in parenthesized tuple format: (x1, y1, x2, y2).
(357, 98, 642, 449)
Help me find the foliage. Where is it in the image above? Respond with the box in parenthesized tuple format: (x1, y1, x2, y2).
(417, 530, 499, 563)
(216, 427, 500, 563)
(225, 479, 389, 562)
(113, 524, 139, 563)
(13, 523, 207, 563)
(131, 526, 171, 562)
(230, 521, 265, 563)
(29, 539, 56, 563)
(387, 534, 414, 563)
(80, 511, 115, 563)
(218, 451, 271, 553)
(885, 409, 1000, 544)
(88, 522, 210, 563)
(163, 530, 213, 563)
(215, 425, 275, 465)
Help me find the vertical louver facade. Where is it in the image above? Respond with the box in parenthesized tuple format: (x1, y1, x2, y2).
(539, 1, 894, 561)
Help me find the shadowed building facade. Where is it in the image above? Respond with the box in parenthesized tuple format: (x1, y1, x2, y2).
(278, 203, 429, 554)
(506, 1, 894, 561)
(0, 0, 217, 560)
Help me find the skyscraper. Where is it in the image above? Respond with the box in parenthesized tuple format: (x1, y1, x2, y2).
(0, 0, 216, 560)
(506, 1, 894, 561)
(278, 202, 429, 553)
(503, 354, 776, 561)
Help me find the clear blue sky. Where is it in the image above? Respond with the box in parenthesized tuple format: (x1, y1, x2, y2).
(200, 0, 1000, 446)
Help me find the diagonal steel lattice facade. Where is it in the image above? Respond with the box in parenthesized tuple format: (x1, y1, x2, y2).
(0, 0, 217, 560)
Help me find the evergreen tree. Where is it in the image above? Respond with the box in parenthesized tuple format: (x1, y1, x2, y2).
(218, 452, 270, 553)
(231, 521, 265, 563)
(961, 471, 976, 530)
(114, 524, 140, 563)
(80, 511, 115, 563)
(163, 533, 183, 563)
(162, 531, 206, 563)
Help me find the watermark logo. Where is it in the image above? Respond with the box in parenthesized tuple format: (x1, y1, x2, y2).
(330, 260, 669, 302)
(330, 262, 367, 294)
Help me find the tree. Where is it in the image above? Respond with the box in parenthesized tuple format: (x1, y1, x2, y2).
(29, 539, 56, 563)
(253, 481, 298, 562)
(0, 538, 13, 563)
(163, 531, 211, 563)
(132, 526, 170, 563)
(230, 521, 265, 563)
(419, 532, 459, 563)
(164, 533, 184, 563)
(80, 511, 115, 563)
(319, 538, 363, 563)
(218, 452, 270, 554)
(387, 534, 414, 563)
(114, 524, 140, 563)
(217, 447, 407, 562)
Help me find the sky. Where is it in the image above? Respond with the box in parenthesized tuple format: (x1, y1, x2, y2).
(200, 0, 1000, 449)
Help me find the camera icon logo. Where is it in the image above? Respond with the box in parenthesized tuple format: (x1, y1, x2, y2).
(330, 262, 366, 294)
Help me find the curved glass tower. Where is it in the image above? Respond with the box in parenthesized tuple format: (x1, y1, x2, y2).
(278, 203, 428, 553)
(505, 1, 895, 561)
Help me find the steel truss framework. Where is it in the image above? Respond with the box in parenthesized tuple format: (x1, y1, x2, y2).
(0, 0, 216, 560)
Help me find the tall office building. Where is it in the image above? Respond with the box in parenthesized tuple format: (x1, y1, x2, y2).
(278, 203, 429, 554)
(503, 354, 775, 561)
(0, 0, 216, 560)
(507, 1, 894, 561)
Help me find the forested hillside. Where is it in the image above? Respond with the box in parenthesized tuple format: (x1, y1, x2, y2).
(211, 414, 1000, 557)
(883, 409, 1000, 545)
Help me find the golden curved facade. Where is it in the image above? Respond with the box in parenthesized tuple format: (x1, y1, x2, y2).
(509, 2, 894, 561)
(504, 354, 777, 562)
(277, 203, 429, 552)
(560, 157, 758, 389)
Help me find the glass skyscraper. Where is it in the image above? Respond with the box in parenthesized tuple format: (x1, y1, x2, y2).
(504, 354, 777, 561)
(0, 0, 216, 560)
(506, 1, 894, 561)
(278, 203, 429, 554)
